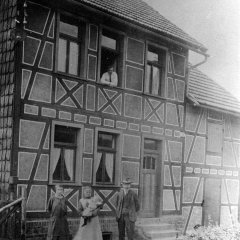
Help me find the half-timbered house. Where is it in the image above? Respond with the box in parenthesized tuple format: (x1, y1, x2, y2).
(1, 0, 240, 239)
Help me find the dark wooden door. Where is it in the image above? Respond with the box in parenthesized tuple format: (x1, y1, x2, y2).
(203, 178, 221, 225)
(140, 153, 159, 217)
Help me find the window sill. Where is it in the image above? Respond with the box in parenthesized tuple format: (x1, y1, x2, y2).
(48, 182, 82, 186)
(55, 71, 83, 80)
(98, 82, 122, 90)
(143, 92, 166, 100)
(92, 184, 120, 188)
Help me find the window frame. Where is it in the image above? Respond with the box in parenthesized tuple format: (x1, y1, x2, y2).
(55, 13, 86, 78)
(96, 132, 116, 184)
(49, 121, 84, 185)
(143, 138, 161, 170)
(98, 26, 126, 88)
(94, 127, 122, 187)
(144, 41, 168, 97)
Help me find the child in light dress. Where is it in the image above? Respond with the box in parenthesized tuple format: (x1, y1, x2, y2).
(81, 195, 103, 226)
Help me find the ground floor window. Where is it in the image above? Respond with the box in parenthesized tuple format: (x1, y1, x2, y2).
(50, 121, 83, 184)
(94, 129, 121, 186)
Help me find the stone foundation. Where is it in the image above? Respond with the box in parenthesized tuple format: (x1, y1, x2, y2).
(25, 215, 184, 239)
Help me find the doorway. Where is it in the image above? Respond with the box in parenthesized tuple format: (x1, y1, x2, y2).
(203, 178, 221, 225)
(140, 138, 162, 217)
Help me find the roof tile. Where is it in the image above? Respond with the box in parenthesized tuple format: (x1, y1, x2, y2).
(189, 67, 240, 114)
(78, 0, 206, 51)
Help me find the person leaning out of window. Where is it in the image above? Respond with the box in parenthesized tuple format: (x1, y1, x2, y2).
(100, 65, 118, 87)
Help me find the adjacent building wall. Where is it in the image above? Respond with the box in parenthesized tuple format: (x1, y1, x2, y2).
(0, 0, 17, 200)
(183, 105, 240, 232)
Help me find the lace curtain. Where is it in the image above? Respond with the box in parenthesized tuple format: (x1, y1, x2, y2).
(96, 152, 114, 182)
(105, 153, 113, 182)
(64, 149, 74, 181)
(52, 148, 61, 173)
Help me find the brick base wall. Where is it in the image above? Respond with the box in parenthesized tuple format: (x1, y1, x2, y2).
(26, 216, 118, 240)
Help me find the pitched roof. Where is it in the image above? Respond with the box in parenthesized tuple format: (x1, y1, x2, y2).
(188, 67, 240, 114)
(77, 0, 207, 52)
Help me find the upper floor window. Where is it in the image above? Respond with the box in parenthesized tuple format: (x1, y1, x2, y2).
(50, 122, 83, 184)
(57, 16, 83, 76)
(145, 46, 166, 96)
(100, 30, 122, 87)
(207, 122, 223, 154)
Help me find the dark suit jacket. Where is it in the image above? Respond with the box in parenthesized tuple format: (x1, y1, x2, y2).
(115, 189, 140, 222)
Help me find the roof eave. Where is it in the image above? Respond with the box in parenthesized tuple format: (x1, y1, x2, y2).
(187, 94, 240, 117)
(146, 25, 208, 53)
(72, 0, 207, 53)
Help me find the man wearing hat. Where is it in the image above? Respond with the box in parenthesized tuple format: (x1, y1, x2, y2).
(115, 178, 140, 240)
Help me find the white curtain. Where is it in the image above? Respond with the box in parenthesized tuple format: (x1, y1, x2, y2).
(145, 65, 151, 94)
(152, 66, 160, 95)
(52, 148, 61, 173)
(105, 153, 113, 182)
(96, 152, 102, 172)
(64, 149, 74, 180)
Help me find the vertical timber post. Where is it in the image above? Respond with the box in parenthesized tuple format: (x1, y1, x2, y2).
(21, 186, 26, 240)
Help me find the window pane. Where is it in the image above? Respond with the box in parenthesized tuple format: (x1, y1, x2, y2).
(58, 38, 67, 72)
(158, 49, 166, 66)
(144, 139, 158, 150)
(101, 48, 118, 74)
(145, 65, 151, 94)
(152, 66, 160, 95)
(69, 42, 79, 75)
(102, 35, 116, 50)
(148, 50, 158, 62)
(152, 157, 156, 170)
(98, 133, 115, 148)
(63, 149, 74, 181)
(143, 157, 146, 169)
(54, 125, 77, 144)
(146, 156, 151, 169)
(60, 21, 78, 37)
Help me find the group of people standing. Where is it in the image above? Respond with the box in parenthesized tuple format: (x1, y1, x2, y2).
(47, 178, 140, 240)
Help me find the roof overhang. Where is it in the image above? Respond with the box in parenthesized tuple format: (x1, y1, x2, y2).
(187, 94, 240, 118)
(33, 0, 208, 54)
(68, 0, 208, 54)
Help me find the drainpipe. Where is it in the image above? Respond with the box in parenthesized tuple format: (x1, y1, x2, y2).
(188, 52, 209, 70)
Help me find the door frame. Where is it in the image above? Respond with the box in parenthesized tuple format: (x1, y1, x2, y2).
(139, 134, 165, 217)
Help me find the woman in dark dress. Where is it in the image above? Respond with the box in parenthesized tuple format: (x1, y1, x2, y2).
(47, 185, 70, 240)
